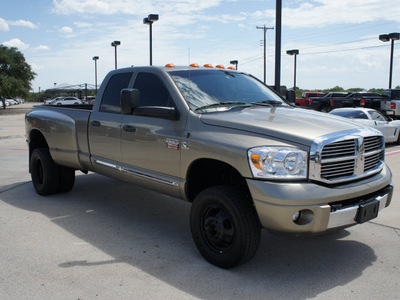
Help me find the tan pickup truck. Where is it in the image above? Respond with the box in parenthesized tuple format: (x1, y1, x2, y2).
(25, 66, 393, 268)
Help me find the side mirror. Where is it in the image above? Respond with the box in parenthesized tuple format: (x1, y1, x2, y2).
(286, 89, 296, 104)
(121, 89, 140, 114)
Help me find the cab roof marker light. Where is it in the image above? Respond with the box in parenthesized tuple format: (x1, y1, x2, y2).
(165, 63, 175, 68)
(203, 64, 213, 68)
(227, 66, 236, 70)
(216, 65, 225, 69)
(190, 63, 199, 67)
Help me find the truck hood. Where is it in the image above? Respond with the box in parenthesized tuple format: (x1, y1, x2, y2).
(200, 106, 361, 146)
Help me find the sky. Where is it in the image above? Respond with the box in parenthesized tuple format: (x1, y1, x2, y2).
(1, 0, 400, 93)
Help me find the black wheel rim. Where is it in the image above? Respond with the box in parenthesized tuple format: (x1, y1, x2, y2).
(201, 205, 234, 253)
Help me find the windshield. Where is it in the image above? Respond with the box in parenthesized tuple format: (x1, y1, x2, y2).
(330, 110, 368, 119)
(168, 69, 286, 112)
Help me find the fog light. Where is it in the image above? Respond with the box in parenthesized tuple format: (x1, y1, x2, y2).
(292, 209, 314, 225)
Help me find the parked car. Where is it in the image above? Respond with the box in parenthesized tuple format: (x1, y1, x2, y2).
(5, 98, 19, 105)
(329, 92, 385, 110)
(308, 92, 349, 112)
(295, 92, 325, 107)
(51, 97, 82, 105)
(45, 97, 59, 105)
(329, 107, 400, 144)
(82, 96, 96, 104)
(2, 99, 10, 107)
(381, 89, 400, 119)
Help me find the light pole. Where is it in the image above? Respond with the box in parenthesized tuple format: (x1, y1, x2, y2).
(92, 56, 99, 95)
(256, 25, 274, 84)
(286, 49, 299, 90)
(379, 32, 399, 89)
(111, 41, 120, 69)
(230, 60, 238, 70)
(143, 14, 159, 66)
(274, 0, 282, 93)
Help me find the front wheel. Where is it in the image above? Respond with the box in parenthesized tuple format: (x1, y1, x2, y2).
(190, 186, 261, 268)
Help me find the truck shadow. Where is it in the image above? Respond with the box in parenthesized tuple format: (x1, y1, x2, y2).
(1, 173, 376, 299)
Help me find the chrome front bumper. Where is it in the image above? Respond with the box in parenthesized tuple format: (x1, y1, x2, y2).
(327, 190, 392, 229)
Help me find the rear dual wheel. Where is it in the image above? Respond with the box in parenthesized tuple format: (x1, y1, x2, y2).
(30, 148, 75, 195)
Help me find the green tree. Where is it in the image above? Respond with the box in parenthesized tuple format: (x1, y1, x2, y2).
(0, 45, 36, 99)
(368, 88, 384, 94)
(347, 88, 364, 92)
(325, 86, 345, 93)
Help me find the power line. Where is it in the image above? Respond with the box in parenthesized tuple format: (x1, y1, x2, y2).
(300, 37, 376, 50)
(301, 42, 397, 56)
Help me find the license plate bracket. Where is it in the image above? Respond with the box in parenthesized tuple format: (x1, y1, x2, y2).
(356, 200, 380, 224)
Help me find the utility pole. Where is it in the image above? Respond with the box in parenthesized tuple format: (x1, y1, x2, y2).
(275, 0, 282, 93)
(257, 25, 274, 84)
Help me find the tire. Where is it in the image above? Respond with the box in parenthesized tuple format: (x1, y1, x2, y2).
(30, 148, 60, 195)
(57, 166, 75, 193)
(190, 186, 261, 268)
(321, 106, 330, 113)
(396, 132, 400, 145)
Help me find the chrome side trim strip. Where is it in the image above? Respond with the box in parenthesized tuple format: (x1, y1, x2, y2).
(94, 159, 178, 187)
(121, 167, 179, 187)
(95, 159, 118, 169)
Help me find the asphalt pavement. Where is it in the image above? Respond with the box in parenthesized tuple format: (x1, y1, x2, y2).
(0, 103, 399, 299)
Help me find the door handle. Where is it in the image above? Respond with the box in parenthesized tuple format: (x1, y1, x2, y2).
(123, 125, 136, 132)
(91, 120, 101, 127)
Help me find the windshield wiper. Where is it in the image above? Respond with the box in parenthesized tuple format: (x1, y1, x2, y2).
(251, 100, 283, 106)
(195, 101, 249, 111)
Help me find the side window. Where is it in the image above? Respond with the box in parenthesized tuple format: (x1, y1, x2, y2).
(100, 72, 133, 113)
(133, 73, 172, 107)
(368, 111, 386, 121)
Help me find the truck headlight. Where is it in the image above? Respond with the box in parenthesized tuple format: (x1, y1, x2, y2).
(248, 147, 308, 180)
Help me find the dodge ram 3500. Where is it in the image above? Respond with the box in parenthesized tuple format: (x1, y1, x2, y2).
(25, 66, 394, 268)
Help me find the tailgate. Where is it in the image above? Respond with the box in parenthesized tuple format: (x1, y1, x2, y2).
(380, 100, 392, 110)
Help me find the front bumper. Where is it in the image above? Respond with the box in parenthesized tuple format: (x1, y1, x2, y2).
(247, 164, 393, 233)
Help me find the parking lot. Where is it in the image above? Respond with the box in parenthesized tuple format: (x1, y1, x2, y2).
(0, 103, 399, 299)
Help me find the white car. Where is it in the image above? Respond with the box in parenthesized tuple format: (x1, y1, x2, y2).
(51, 97, 82, 105)
(329, 108, 400, 144)
(5, 98, 19, 105)
(45, 97, 63, 105)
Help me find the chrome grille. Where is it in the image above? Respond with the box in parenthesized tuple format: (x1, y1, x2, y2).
(321, 159, 355, 180)
(364, 136, 384, 173)
(310, 129, 385, 184)
(364, 136, 383, 152)
(365, 151, 384, 172)
(320, 139, 356, 159)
